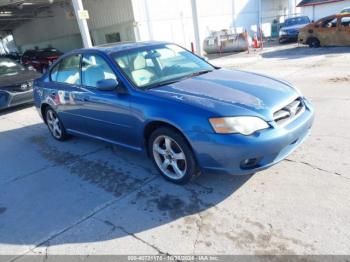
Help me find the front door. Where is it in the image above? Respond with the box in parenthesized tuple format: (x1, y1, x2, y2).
(316, 16, 339, 46)
(338, 15, 350, 46)
(78, 53, 135, 148)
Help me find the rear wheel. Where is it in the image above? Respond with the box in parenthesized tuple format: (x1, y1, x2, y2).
(308, 37, 320, 48)
(149, 127, 198, 184)
(45, 107, 68, 141)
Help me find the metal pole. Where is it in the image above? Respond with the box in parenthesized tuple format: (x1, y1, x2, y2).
(71, 0, 92, 48)
(258, 0, 262, 29)
(191, 0, 201, 55)
(144, 0, 153, 40)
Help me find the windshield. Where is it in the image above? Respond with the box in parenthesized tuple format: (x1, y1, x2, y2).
(0, 58, 25, 76)
(284, 16, 310, 27)
(112, 44, 214, 89)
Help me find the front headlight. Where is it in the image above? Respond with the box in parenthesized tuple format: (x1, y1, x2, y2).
(209, 116, 269, 135)
(279, 30, 287, 36)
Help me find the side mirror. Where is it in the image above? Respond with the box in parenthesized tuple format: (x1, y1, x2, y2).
(96, 79, 118, 91)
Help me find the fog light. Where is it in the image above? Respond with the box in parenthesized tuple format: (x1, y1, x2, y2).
(240, 158, 261, 169)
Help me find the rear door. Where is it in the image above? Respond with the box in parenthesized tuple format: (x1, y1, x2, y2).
(46, 53, 88, 133)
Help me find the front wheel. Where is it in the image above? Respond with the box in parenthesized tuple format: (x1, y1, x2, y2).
(45, 107, 68, 141)
(149, 127, 198, 184)
(308, 37, 320, 48)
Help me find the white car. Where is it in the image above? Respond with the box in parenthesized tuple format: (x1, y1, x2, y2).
(341, 7, 350, 13)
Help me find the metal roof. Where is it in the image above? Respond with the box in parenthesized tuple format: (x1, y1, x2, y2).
(297, 0, 345, 7)
(0, 0, 66, 34)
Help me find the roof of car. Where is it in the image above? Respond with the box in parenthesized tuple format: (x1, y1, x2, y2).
(317, 12, 350, 21)
(297, 0, 345, 7)
(76, 41, 170, 54)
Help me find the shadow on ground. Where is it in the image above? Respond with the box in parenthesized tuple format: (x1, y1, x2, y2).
(0, 103, 34, 117)
(261, 46, 350, 60)
(0, 122, 252, 250)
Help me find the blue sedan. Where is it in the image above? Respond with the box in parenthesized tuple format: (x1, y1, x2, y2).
(33, 41, 314, 184)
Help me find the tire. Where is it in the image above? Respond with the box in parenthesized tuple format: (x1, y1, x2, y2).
(45, 107, 68, 141)
(148, 127, 198, 184)
(308, 38, 320, 48)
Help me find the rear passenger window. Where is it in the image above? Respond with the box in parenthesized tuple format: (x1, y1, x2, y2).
(341, 17, 350, 27)
(51, 54, 81, 85)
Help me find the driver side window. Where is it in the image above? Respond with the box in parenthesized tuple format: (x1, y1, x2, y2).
(322, 17, 338, 28)
(81, 54, 117, 88)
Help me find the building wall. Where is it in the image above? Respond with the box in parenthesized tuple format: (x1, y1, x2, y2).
(131, 0, 195, 50)
(13, 0, 135, 52)
(299, 0, 350, 21)
(12, 0, 299, 54)
(233, 0, 260, 33)
(131, 0, 293, 49)
(131, 0, 252, 51)
(85, 0, 136, 45)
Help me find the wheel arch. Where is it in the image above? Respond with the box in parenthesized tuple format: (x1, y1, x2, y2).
(40, 103, 51, 124)
(306, 36, 320, 47)
(143, 120, 195, 158)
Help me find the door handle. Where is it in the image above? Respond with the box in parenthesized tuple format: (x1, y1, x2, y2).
(83, 96, 90, 102)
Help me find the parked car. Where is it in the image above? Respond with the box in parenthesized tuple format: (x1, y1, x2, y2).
(1, 52, 22, 63)
(21, 48, 63, 73)
(33, 42, 314, 184)
(299, 13, 350, 47)
(0, 58, 40, 110)
(279, 16, 310, 43)
(340, 7, 350, 13)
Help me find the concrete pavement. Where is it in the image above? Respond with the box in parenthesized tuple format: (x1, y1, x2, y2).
(0, 44, 349, 258)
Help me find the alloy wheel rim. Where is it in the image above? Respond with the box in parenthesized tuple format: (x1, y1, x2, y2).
(47, 110, 62, 139)
(152, 135, 187, 180)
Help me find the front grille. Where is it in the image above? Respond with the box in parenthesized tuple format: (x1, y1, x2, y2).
(3, 82, 33, 93)
(273, 98, 304, 126)
(9, 90, 33, 106)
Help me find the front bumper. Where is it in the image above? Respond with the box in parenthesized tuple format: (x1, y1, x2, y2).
(188, 99, 314, 175)
(279, 34, 298, 43)
(0, 89, 34, 110)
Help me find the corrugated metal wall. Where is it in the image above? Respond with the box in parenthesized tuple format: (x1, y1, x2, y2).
(13, 0, 135, 52)
(85, 0, 134, 29)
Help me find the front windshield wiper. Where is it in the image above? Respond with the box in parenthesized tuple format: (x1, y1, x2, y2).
(145, 69, 214, 90)
(145, 78, 186, 90)
(188, 69, 214, 77)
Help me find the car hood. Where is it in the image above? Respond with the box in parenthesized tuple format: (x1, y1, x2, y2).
(0, 69, 40, 89)
(281, 23, 308, 31)
(149, 69, 300, 121)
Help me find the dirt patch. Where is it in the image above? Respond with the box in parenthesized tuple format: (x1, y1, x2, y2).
(128, 183, 215, 220)
(29, 135, 149, 198)
(329, 76, 350, 83)
(182, 209, 315, 255)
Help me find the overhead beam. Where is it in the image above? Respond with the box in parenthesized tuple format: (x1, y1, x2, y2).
(0, 0, 55, 7)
